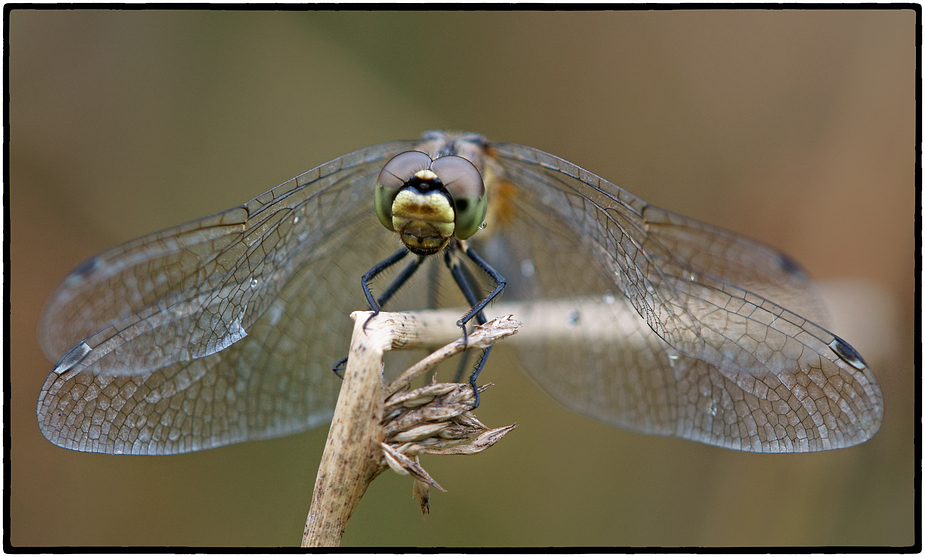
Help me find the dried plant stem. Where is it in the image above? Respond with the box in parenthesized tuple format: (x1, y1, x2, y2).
(300, 311, 390, 547)
(301, 309, 519, 547)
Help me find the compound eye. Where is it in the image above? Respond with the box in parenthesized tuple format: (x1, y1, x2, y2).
(375, 151, 433, 230)
(432, 155, 487, 239)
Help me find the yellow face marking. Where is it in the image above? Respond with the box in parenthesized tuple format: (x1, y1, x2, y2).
(391, 189, 456, 255)
(391, 189, 455, 224)
(414, 169, 438, 181)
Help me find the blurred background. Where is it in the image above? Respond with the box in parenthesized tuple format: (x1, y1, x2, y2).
(10, 10, 914, 547)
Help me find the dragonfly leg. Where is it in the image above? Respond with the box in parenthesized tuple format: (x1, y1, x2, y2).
(361, 248, 409, 318)
(456, 243, 506, 327)
(333, 248, 424, 376)
(443, 242, 506, 406)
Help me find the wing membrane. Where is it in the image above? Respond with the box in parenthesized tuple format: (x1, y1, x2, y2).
(37, 140, 416, 453)
(36, 131, 883, 454)
(39, 141, 415, 371)
(486, 141, 882, 451)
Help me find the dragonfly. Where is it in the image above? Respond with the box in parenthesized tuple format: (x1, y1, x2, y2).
(36, 130, 883, 456)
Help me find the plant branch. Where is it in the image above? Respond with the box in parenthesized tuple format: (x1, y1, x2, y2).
(301, 310, 519, 547)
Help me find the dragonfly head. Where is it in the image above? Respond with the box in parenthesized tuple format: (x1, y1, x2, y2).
(376, 151, 488, 256)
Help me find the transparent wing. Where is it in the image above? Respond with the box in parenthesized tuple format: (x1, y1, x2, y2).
(481, 141, 882, 452)
(37, 140, 417, 454)
(36, 131, 884, 455)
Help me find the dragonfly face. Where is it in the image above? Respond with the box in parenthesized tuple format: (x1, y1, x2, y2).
(36, 130, 883, 455)
(374, 150, 488, 255)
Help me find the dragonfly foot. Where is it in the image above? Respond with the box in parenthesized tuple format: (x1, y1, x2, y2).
(332, 357, 347, 379)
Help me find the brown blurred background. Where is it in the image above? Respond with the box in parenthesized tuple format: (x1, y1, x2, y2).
(10, 10, 914, 547)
